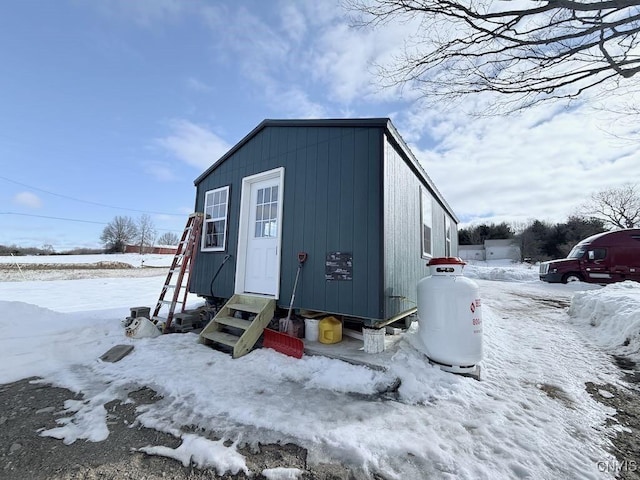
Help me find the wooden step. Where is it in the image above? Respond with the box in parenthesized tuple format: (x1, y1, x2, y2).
(226, 303, 263, 314)
(201, 331, 239, 347)
(215, 316, 252, 330)
(199, 294, 275, 358)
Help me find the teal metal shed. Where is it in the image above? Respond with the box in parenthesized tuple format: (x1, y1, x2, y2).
(190, 118, 458, 326)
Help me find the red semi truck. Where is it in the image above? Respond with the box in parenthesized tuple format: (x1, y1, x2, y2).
(539, 229, 640, 284)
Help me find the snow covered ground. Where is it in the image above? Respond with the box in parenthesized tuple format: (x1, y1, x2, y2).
(0, 253, 174, 267)
(1, 257, 639, 479)
(0, 253, 174, 282)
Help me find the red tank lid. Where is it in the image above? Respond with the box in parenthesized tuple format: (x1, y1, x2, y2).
(427, 257, 466, 266)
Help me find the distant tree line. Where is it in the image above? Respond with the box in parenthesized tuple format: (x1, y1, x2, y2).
(100, 215, 179, 253)
(2, 213, 180, 256)
(459, 184, 639, 262)
(459, 217, 607, 262)
(458, 222, 515, 245)
(0, 244, 105, 256)
(518, 217, 607, 262)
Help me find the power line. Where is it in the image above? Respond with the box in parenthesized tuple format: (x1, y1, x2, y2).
(1, 212, 108, 225)
(0, 174, 186, 216)
(0, 212, 182, 233)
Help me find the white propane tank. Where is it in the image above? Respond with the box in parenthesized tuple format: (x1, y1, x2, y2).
(417, 257, 482, 374)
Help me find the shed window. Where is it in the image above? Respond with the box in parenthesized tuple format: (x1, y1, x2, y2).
(202, 186, 230, 251)
(421, 188, 433, 258)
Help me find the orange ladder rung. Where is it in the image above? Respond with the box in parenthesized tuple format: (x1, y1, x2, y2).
(152, 213, 204, 332)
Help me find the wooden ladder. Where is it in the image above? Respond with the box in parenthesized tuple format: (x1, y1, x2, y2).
(152, 213, 204, 332)
(199, 294, 276, 358)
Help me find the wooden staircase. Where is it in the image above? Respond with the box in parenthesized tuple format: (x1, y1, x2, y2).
(199, 294, 275, 358)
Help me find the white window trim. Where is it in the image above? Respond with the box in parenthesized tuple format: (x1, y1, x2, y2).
(201, 185, 230, 252)
(445, 214, 452, 257)
(421, 187, 433, 259)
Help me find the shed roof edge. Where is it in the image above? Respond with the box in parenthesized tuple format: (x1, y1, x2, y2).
(193, 118, 459, 223)
(193, 118, 391, 185)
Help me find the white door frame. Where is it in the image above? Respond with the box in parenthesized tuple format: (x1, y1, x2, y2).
(234, 167, 285, 298)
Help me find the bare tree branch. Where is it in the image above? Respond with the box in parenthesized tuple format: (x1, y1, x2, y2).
(347, 0, 640, 111)
(579, 183, 640, 228)
(157, 231, 179, 246)
(100, 216, 138, 253)
(137, 214, 157, 254)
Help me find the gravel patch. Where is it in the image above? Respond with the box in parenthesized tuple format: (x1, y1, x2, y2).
(585, 362, 640, 480)
(0, 378, 361, 480)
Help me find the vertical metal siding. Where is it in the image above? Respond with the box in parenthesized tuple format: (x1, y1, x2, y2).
(191, 126, 384, 320)
(382, 135, 453, 318)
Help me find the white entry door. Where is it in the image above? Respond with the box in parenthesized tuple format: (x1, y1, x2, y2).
(239, 171, 283, 296)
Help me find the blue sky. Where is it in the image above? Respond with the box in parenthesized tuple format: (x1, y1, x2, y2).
(1, 1, 638, 250)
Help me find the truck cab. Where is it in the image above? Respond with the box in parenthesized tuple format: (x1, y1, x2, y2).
(539, 229, 640, 284)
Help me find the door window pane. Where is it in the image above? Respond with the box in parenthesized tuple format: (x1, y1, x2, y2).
(254, 186, 278, 238)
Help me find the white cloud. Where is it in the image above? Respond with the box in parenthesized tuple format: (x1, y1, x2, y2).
(143, 161, 177, 182)
(305, 17, 415, 105)
(93, 0, 640, 232)
(279, 1, 307, 43)
(177, 206, 194, 215)
(185, 77, 212, 93)
(263, 84, 328, 118)
(204, 5, 290, 78)
(404, 101, 640, 227)
(297, 1, 344, 25)
(219, 2, 418, 109)
(200, 4, 330, 117)
(13, 192, 42, 209)
(157, 120, 232, 170)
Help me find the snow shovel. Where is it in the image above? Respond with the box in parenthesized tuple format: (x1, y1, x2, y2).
(263, 252, 307, 359)
(263, 328, 304, 359)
